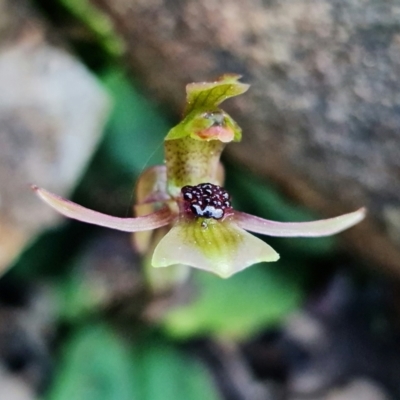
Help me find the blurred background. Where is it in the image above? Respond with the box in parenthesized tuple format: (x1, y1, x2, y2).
(1, 0, 400, 399)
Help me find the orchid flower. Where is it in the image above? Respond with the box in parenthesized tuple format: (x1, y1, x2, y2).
(33, 75, 365, 279)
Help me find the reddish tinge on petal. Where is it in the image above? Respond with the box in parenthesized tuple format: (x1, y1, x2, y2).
(32, 185, 173, 232)
(152, 216, 279, 279)
(196, 126, 235, 143)
(233, 208, 366, 237)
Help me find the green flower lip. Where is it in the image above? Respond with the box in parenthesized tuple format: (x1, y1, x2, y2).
(31, 75, 366, 278)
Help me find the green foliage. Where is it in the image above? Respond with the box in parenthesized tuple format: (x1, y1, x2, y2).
(59, 0, 125, 56)
(57, 262, 102, 322)
(162, 263, 305, 340)
(45, 325, 135, 400)
(71, 70, 174, 210)
(130, 334, 221, 400)
(45, 324, 221, 400)
(101, 71, 172, 174)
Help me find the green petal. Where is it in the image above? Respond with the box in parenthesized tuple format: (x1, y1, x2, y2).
(165, 75, 247, 143)
(184, 74, 249, 115)
(165, 110, 242, 142)
(152, 217, 279, 278)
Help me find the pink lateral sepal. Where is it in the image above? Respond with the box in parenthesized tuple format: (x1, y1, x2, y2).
(32, 185, 173, 232)
(233, 208, 366, 237)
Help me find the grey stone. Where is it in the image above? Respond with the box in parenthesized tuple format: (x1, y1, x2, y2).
(0, 0, 111, 272)
(327, 379, 390, 400)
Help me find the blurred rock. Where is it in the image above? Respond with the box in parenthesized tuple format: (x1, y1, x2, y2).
(0, 0, 111, 273)
(90, 0, 400, 276)
(0, 369, 36, 400)
(326, 379, 390, 400)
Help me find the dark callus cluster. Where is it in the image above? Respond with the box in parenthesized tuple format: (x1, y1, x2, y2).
(181, 183, 232, 220)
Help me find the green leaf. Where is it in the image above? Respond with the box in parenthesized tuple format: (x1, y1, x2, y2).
(131, 335, 221, 400)
(57, 265, 100, 321)
(101, 70, 172, 174)
(161, 263, 305, 340)
(46, 324, 135, 400)
(46, 325, 221, 400)
(59, 0, 125, 56)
